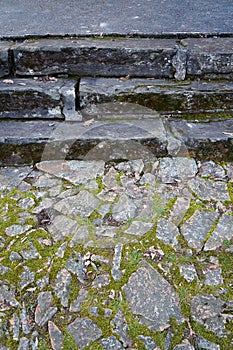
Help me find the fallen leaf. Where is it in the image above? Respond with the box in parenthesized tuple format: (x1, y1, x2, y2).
(3, 79, 14, 84)
(83, 118, 95, 127)
(209, 264, 219, 269)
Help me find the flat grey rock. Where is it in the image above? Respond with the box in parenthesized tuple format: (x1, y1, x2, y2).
(19, 267, 35, 291)
(69, 226, 90, 247)
(112, 194, 137, 222)
(36, 160, 105, 185)
(204, 214, 233, 251)
(101, 336, 124, 350)
(123, 261, 184, 331)
(179, 264, 198, 283)
(53, 190, 99, 218)
(195, 335, 220, 350)
(0, 1, 232, 38)
(198, 161, 226, 180)
(48, 321, 64, 350)
(125, 221, 154, 237)
(67, 317, 102, 349)
(5, 224, 32, 237)
(70, 289, 88, 313)
(53, 268, 72, 307)
(172, 341, 195, 350)
(138, 335, 157, 350)
(181, 211, 219, 249)
(48, 215, 78, 242)
(17, 337, 30, 350)
(188, 178, 230, 201)
(190, 294, 227, 337)
(156, 218, 180, 246)
(0, 284, 20, 310)
(203, 258, 223, 286)
(0, 166, 32, 190)
(156, 157, 197, 183)
(169, 197, 190, 226)
(35, 292, 57, 327)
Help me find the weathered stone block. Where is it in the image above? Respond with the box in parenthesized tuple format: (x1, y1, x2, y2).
(0, 78, 81, 120)
(13, 38, 178, 78)
(0, 41, 11, 77)
(184, 38, 233, 78)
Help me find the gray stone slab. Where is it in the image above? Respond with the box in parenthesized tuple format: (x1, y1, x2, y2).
(0, 1, 233, 38)
(188, 177, 230, 201)
(48, 215, 78, 242)
(173, 341, 195, 350)
(36, 160, 105, 185)
(80, 78, 233, 114)
(53, 268, 72, 307)
(204, 214, 233, 251)
(48, 321, 64, 350)
(181, 211, 219, 249)
(101, 336, 124, 350)
(13, 38, 177, 78)
(35, 292, 57, 327)
(195, 335, 220, 350)
(1, 117, 233, 166)
(54, 190, 100, 218)
(123, 260, 184, 331)
(156, 157, 198, 183)
(0, 42, 11, 77)
(184, 38, 233, 79)
(67, 317, 102, 349)
(0, 166, 32, 190)
(125, 221, 154, 237)
(156, 218, 180, 247)
(190, 294, 228, 337)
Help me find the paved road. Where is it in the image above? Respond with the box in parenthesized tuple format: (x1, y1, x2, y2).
(0, 0, 233, 38)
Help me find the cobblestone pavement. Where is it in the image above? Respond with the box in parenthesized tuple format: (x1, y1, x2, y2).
(0, 157, 232, 349)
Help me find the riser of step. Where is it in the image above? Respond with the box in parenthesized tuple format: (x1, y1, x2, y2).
(0, 118, 232, 165)
(0, 79, 80, 121)
(1, 37, 233, 80)
(80, 78, 233, 116)
(1, 78, 233, 120)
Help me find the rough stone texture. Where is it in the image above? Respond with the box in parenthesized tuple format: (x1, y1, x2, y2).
(204, 214, 233, 251)
(17, 337, 30, 350)
(35, 292, 57, 327)
(181, 211, 219, 249)
(70, 288, 88, 313)
(67, 317, 102, 349)
(112, 194, 137, 222)
(172, 341, 195, 350)
(198, 160, 226, 180)
(0, 166, 32, 190)
(195, 335, 220, 350)
(36, 160, 105, 185)
(156, 157, 198, 183)
(48, 215, 78, 241)
(138, 335, 157, 350)
(179, 264, 198, 283)
(156, 218, 180, 246)
(48, 321, 64, 350)
(188, 178, 230, 201)
(190, 294, 228, 337)
(0, 42, 10, 78)
(0, 284, 20, 310)
(184, 38, 233, 79)
(53, 190, 100, 218)
(1, 117, 233, 166)
(14, 38, 177, 78)
(110, 310, 132, 348)
(69, 226, 90, 247)
(5, 224, 32, 237)
(203, 258, 223, 286)
(0, 79, 63, 120)
(123, 261, 184, 331)
(169, 197, 190, 225)
(19, 267, 35, 291)
(111, 243, 123, 281)
(125, 220, 154, 237)
(53, 268, 72, 307)
(80, 78, 233, 114)
(101, 336, 124, 350)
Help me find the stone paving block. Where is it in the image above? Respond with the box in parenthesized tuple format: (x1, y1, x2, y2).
(184, 38, 233, 79)
(13, 38, 178, 78)
(67, 317, 102, 349)
(0, 41, 11, 77)
(123, 260, 184, 331)
(204, 214, 233, 251)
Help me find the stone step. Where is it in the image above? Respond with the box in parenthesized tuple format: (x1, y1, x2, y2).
(0, 78, 81, 121)
(1, 37, 233, 80)
(80, 78, 233, 117)
(1, 77, 233, 120)
(0, 116, 232, 165)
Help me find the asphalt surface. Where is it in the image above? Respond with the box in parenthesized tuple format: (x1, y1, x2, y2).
(0, 0, 233, 38)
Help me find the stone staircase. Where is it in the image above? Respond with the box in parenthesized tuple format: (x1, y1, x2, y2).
(0, 36, 233, 165)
